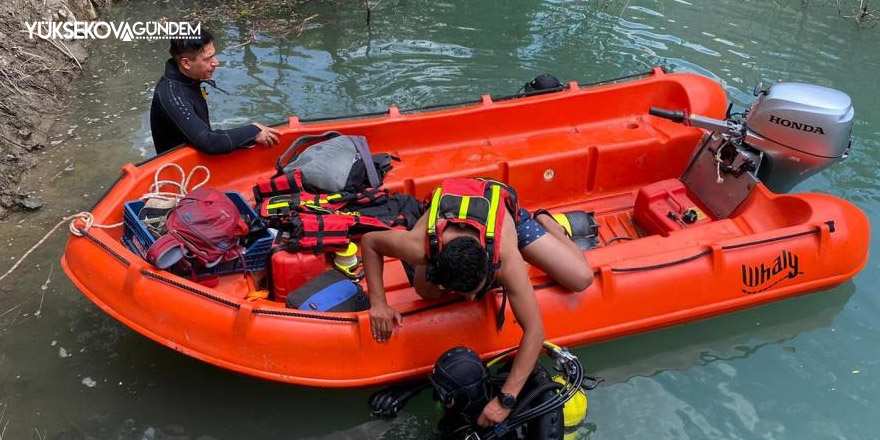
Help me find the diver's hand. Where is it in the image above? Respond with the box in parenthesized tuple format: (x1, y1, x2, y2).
(368, 383, 428, 418)
(253, 122, 280, 147)
(477, 398, 511, 427)
(370, 303, 403, 342)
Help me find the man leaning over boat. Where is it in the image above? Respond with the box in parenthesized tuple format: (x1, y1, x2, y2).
(150, 29, 280, 155)
(361, 178, 593, 427)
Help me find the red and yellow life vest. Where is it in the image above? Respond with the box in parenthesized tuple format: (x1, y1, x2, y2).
(253, 169, 418, 254)
(253, 168, 388, 217)
(425, 178, 519, 293)
(272, 204, 395, 253)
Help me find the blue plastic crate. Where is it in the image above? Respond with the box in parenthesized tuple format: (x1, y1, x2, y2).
(122, 192, 273, 276)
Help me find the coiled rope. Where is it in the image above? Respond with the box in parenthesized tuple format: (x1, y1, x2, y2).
(140, 163, 210, 206)
(0, 163, 210, 284)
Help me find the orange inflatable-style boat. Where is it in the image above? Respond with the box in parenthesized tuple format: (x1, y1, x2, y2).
(61, 68, 869, 387)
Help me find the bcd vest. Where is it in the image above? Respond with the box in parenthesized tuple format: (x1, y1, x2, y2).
(425, 178, 519, 295)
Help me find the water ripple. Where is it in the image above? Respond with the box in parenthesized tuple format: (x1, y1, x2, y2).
(628, 6, 665, 17)
(683, 42, 722, 57)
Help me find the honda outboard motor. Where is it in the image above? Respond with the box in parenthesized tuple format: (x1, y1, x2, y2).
(745, 83, 853, 192)
(650, 81, 854, 193)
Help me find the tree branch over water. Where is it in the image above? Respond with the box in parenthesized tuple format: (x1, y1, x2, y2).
(778, 0, 876, 27)
(836, 0, 878, 27)
(186, 0, 388, 42)
(362, 0, 383, 25)
(185, 0, 316, 41)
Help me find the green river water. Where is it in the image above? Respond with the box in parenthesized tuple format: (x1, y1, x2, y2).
(1, 0, 879, 438)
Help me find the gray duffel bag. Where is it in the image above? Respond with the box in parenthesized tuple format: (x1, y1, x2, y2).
(275, 131, 394, 193)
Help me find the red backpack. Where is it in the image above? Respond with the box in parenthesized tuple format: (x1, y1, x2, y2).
(146, 188, 250, 272)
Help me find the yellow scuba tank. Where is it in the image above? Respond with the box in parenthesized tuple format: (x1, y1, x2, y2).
(553, 374, 588, 439)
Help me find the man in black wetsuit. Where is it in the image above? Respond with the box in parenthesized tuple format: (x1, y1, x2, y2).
(150, 29, 280, 155)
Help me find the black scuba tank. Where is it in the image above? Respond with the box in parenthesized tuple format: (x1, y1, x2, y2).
(435, 358, 564, 440)
(495, 364, 565, 440)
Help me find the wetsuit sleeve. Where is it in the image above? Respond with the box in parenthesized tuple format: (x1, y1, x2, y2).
(156, 81, 261, 154)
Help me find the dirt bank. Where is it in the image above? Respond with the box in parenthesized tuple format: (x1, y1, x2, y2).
(0, 0, 114, 218)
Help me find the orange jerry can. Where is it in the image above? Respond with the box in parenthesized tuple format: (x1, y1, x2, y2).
(634, 178, 713, 236)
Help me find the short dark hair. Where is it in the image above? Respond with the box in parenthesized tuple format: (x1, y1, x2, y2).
(434, 237, 487, 294)
(169, 28, 214, 62)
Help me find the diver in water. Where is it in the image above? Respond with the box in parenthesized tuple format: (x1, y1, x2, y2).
(362, 177, 596, 428)
(369, 343, 600, 440)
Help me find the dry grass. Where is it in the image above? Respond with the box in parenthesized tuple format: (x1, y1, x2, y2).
(0, 45, 76, 99)
(0, 0, 101, 216)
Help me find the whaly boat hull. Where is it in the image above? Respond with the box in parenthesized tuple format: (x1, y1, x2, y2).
(61, 68, 870, 387)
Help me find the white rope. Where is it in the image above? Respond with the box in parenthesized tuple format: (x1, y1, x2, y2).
(0, 163, 211, 285)
(0, 213, 122, 284)
(140, 163, 210, 205)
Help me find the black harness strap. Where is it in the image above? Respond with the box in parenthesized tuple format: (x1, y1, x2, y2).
(496, 286, 508, 331)
(315, 214, 325, 253)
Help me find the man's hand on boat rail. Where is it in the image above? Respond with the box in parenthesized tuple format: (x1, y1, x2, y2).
(253, 122, 280, 147)
(370, 303, 403, 342)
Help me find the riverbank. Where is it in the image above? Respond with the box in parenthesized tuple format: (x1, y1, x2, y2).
(0, 0, 114, 218)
